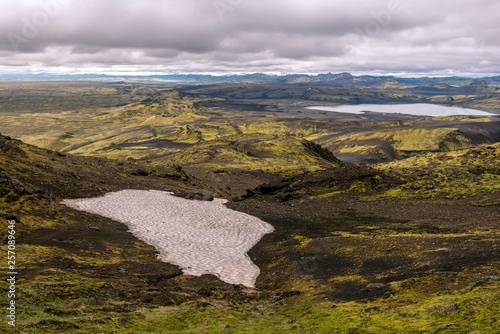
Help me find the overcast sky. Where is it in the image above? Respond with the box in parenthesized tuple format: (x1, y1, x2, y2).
(0, 0, 499, 76)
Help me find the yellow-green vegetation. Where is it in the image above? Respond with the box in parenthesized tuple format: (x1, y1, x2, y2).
(316, 180, 369, 199)
(377, 81, 414, 89)
(240, 119, 290, 135)
(2, 82, 499, 165)
(429, 92, 500, 113)
(335, 144, 379, 154)
(1, 81, 500, 333)
(156, 133, 343, 175)
(1, 137, 499, 332)
(292, 234, 314, 248)
(0, 84, 209, 159)
(364, 143, 500, 203)
(92, 280, 499, 333)
(2, 278, 497, 333)
(329, 128, 472, 153)
(433, 115, 493, 123)
(391, 128, 470, 151)
(313, 143, 500, 203)
(2, 198, 498, 334)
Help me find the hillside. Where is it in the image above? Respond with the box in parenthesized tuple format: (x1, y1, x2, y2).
(2, 0, 500, 331)
(2, 82, 500, 167)
(1, 127, 499, 332)
(0, 81, 499, 332)
(3, 72, 500, 87)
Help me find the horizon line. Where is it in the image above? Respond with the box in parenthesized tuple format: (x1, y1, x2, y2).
(1, 71, 499, 79)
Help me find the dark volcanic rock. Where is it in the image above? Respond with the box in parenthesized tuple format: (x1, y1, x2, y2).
(0, 172, 24, 186)
(439, 304, 459, 316)
(174, 191, 214, 201)
(468, 166, 485, 175)
(6, 213, 21, 223)
(254, 179, 291, 194)
(131, 168, 150, 176)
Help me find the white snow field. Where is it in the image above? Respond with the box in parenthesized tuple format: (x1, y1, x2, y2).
(62, 189, 274, 287)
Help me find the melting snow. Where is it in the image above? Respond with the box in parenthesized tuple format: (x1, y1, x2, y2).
(62, 189, 274, 287)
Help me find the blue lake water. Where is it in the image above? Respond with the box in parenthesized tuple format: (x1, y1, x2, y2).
(305, 104, 496, 117)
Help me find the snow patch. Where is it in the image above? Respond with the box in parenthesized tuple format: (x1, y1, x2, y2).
(62, 189, 274, 287)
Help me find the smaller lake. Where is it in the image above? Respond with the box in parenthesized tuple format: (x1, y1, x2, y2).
(306, 104, 496, 117)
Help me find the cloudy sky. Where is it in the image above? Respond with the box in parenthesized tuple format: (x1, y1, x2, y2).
(0, 0, 499, 76)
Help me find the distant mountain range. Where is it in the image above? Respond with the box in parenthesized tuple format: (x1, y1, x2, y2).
(2, 72, 500, 87)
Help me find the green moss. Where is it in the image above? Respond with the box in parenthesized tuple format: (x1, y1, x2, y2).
(4, 190, 20, 203)
(1, 83, 500, 333)
(0, 184, 11, 197)
(365, 143, 500, 202)
(158, 133, 342, 174)
(391, 128, 458, 151)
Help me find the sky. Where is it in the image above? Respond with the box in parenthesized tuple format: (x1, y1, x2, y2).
(0, 0, 499, 76)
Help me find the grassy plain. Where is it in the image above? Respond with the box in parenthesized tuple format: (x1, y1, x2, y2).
(1, 81, 500, 164)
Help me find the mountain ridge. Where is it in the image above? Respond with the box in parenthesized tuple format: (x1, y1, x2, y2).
(2, 72, 500, 86)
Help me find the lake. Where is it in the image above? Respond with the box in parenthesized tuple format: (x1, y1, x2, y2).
(305, 103, 496, 117)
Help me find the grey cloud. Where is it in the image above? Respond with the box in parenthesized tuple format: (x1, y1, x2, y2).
(0, 0, 498, 75)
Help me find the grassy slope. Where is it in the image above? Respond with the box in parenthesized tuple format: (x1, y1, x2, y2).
(367, 142, 500, 204)
(155, 133, 344, 175)
(1, 135, 499, 333)
(294, 142, 500, 206)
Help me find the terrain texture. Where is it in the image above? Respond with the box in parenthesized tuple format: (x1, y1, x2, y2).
(0, 80, 499, 333)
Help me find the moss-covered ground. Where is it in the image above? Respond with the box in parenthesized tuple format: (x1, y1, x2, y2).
(1, 82, 499, 164)
(0, 81, 499, 333)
